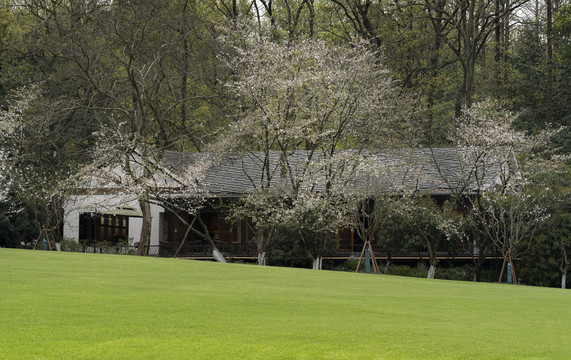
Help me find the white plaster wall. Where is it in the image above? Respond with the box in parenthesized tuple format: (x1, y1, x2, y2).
(63, 209, 81, 241)
(128, 217, 142, 245)
(151, 205, 162, 246)
(127, 204, 162, 246)
(63, 194, 136, 241)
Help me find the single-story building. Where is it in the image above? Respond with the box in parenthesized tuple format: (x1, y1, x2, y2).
(63, 147, 511, 259)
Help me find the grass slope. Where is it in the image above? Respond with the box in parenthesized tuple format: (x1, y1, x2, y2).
(0, 249, 569, 359)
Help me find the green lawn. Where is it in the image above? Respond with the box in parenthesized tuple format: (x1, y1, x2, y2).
(0, 249, 569, 359)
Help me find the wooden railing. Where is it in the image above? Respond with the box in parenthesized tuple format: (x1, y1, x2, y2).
(158, 240, 501, 260)
(66, 241, 501, 261)
(80, 245, 160, 257)
(159, 240, 257, 258)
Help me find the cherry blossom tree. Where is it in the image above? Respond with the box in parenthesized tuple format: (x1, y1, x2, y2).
(149, 154, 226, 262)
(287, 153, 362, 270)
(229, 186, 289, 266)
(0, 85, 91, 249)
(472, 191, 550, 283)
(343, 155, 414, 274)
(388, 194, 463, 279)
(52, 0, 226, 255)
(444, 100, 527, 280)
(221, 34, 417, 268)
(74, 129, 228, 260)
(433, 99, 566, 282)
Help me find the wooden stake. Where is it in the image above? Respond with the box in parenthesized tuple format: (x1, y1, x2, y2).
(356, 241, 381, 274)
(33, 229, 57, 251)
(509, 251, 518, 285)
(498, 252, 508, 283)
(355, 241, 367, 273)
(368, 241, 380, 274)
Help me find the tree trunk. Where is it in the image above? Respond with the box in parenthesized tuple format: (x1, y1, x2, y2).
(473, 258, 484, 282)
(473, 264, 481, 282)
(510, 259, 518, 285)
(306, 0, 315, 38)
(256, 231, 270, 265)
(473, 246, 489, 282)
(494, 0, 504, 94)
(232, 0, 238, 18)
(137, 196, 152, 256)
(173, 223, 193, 258)
(425, 1, 446, 144)
(426, 239, 438, 279)
(560, 239, 568, 289)
(426, 36, 441, 144)
(503, 0, 510, 88)
(546, 0, 553, 125)
(312, 256, 323, 270)
(212, 248, 226, 263)
(427, 263, 437, 279)
(258, 252, 267, 266)
(191, 213, 226, 263)
(384, 259, 391, 274)
(455, 58, 475, 117)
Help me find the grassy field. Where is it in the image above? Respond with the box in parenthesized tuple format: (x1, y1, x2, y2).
(0, 249, 569, 359)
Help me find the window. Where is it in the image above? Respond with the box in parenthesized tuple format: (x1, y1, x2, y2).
(79, 213, 129, 245)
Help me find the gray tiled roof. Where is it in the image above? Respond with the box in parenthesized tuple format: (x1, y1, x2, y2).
(163, 148, 508, 196)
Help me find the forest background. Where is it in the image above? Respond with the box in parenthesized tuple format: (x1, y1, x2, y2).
(0, 0, 569, 287)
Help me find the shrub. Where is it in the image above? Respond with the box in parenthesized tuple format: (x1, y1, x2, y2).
(336, 256, 360, 272)
(60, 238, 83, 252)
(267, 228, 312, 268)
(435, 264, 474, 281)
(385, 264, 426, 278)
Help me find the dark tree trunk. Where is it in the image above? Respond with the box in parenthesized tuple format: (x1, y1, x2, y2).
(426, 21, 443, 144)
(561, 237, 568, 289)
(473, 251, 488, 282)
(455, 57, 475, 117)
(256, 230, 272, 266)
(503, 0, 510, 88)
(494, 0, 503, 94)
(426, 239, 438, 279)
(546, 0, 553, 125)
(137, 195, 152, 256)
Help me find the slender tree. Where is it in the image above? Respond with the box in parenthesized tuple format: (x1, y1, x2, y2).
(423, 0, 528, 115)
(27, 0, 225, 254)
(0, 85, 92, 249)
(546, 0, 554, 124)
